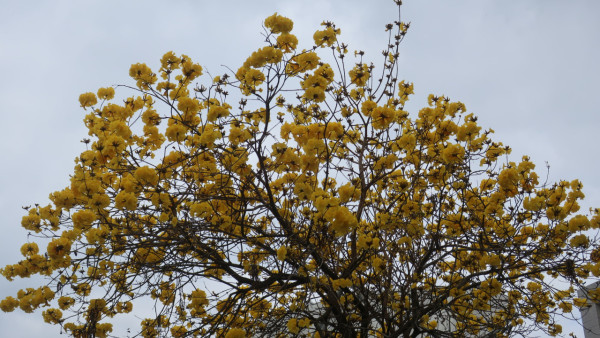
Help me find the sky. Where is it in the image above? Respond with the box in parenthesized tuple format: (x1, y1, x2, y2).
(1, 0, 599, 337)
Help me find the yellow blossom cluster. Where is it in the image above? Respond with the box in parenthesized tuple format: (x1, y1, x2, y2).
(300, 64, 335, 102)
(264, 13, 293, 34)
(349, 63, 370, 87)
(313, 23, 340, 47)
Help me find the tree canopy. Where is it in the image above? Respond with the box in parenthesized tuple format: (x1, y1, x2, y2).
(2, 2, 600, 337)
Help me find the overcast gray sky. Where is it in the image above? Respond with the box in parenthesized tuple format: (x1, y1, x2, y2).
(1, 0, 599, 337)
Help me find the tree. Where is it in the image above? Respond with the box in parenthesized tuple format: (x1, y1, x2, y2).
(1, 1, 599, 337)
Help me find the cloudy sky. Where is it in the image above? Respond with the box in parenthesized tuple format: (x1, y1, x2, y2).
(1, 0, 599, 336)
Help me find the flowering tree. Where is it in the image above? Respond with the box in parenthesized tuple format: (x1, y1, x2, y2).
(2, 2, 599, 337)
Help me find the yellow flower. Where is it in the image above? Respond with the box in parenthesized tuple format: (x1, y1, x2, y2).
(225, 328, 246, 338)
(165, 123, 187, 142)
(199, 124, 222, 148)
(135, 247, 163, 264)
(58, 296, 75, 310)
(115, 191, 138, 211)
(398, 80, 414, 101)
(573, 297, 588, 308)
(303, 87, 326, 102)
(109, 120, 132, 139)
(361, 100, 377, 116)
(88, 298, 107, 313)
(371, 106, 396, 129)
(288, 52, 320, 74)
(20, 243, 39, 257)
(568, 215, 591, 232)
(302, 138, 325, 157)
(264, 13, 294, 34)
(441, 144, 465, 164)
(142, 109, 160, 126)
(350, 88, 364, 100)
(177, 97, 200, 114)
(244, 68, 266, 85)
(88, 193, 111, 210)
(570, 234, 589, 248)
(207, 106, 230, 122)
(313, 26, 339, 47)
(97, 87, 115, 100)
(302, 73, 328, 90)
(498, 167, 519, 194)
(332, 278, 352, 291)
(171, 326, 188, 337)
(190, 202, 213, 218)
(456, 121, 481, 141)
(373, 257, 385, 273)
(78, 92, 97, 108)
(160, 51, 181, 72)
(116, 301, 133, 313)
(129, 63, 157, 90)
(298, 318, 310, 328)
(425, 319, 437, 330)
(244, 46, 283, 68)
(287, 318, 300, 334)
(188, 289, 209, 313)
(526, 281, 541, 292)
(0, 296, 19, 312)
(135, 166, 159, 186)
(349, 64, 370, 87)
(47, 237, 71, 260)
(331, 207, 358, 236)
(277, 33, 298, 52)
(94, 323, 113, 338)
(324, 122, 343, 139)
(102, 134, 127, 157)
(548, 324, 562, 336)
(181, 55, 203, 80)
(49, 188, 76, 209)
(229, 125, 252, 145)
(277, 246, 288, 261)
(522, 196, 545, 212)
(42, 308, 63, 324)
(395, 133, 416, 152)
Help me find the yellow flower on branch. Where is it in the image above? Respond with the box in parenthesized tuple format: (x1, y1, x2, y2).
(264, 13, 293, 34)
(277, 33, 298, 52)
(78, 92, 97, 108)
(349, 63, 370, 87)
(47, 237, 71, 260)
(225, 328, 246, 338)
(441, 144, 465, 164)
(314, 26, 340, 47)
(97, 87, 115, 100)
